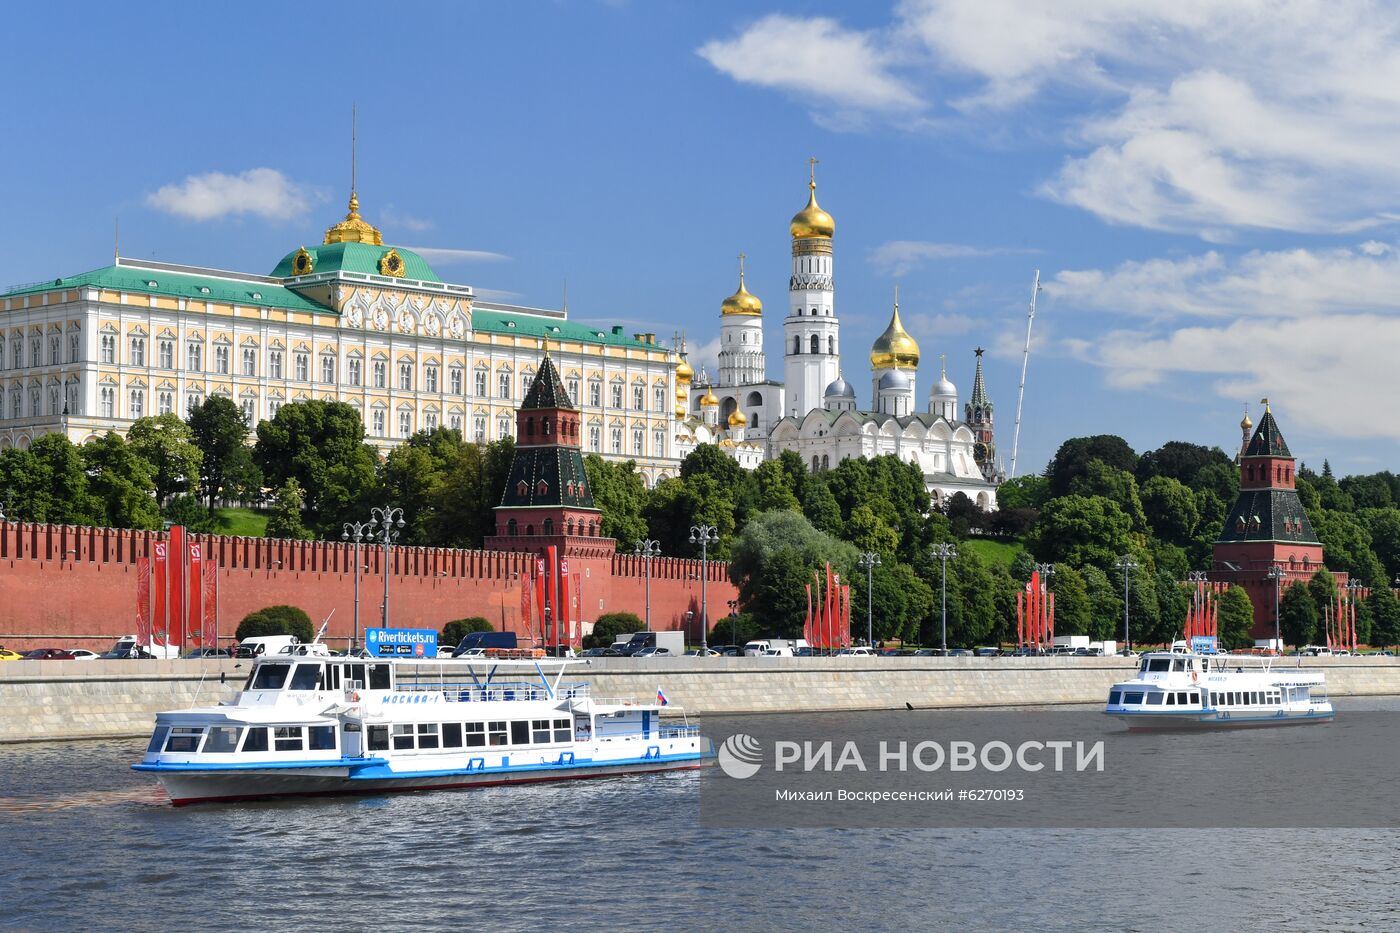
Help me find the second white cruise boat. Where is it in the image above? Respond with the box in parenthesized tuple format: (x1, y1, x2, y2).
(1104, 651, 1334, 729)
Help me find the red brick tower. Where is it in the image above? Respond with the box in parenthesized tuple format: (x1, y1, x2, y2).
(1211, 402, 1338, 638)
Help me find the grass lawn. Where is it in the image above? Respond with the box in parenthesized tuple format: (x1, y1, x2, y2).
(959, 537, 1025, 570)
(215, 507, 269, 537)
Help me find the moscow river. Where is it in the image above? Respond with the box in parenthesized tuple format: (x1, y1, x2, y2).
(2, 709, 1397, 932)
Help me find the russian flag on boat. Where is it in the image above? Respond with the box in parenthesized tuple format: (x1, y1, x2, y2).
(657, 686, 669, 706)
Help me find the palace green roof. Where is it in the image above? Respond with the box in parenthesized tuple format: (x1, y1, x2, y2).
(2, 263, 332, 314)
(471, 309, 656, 349)
(269, 242, 441, 282)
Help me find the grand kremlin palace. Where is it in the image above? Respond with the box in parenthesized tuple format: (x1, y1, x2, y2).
(0, 190, 684, 485)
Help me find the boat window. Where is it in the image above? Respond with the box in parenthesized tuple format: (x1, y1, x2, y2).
(242, 728, 269, 752)
(205, 726, 242, 753)
(368, 664, 392, 690)
(1166, 693, 1177, 705)
(345, 663, 366, 689)
(274, 726, 305, 752)
(1148, 659, 1170, 672)
(1109, 691, 1122, 705)
(308, 726, 336, 751)
(146, 726, 170, 753)
(1139, 659, 1149, 673)
(252, 663, 292, 690)
(488, 721, 507, 746)
(1201, 659, 1210, 672)
(164, 727, 204, 753)
(511, 721, 530, 745)
(1124, 692, 1144, 704)
(1171, 659, 1184, 672)
(417, 724, 440, 750)
(289, 664, 322, 691)
(1146, 692, 1164, 705)
(466, 723, 486, 747)
(325, 665, 341, 691)
(392, 724, 415, 750)
(554, 718, 571, 743)
(532, 719, 552, 744)
(443, 723, 463, 748)
(1178, 692, 1190, 705)
(368, 725, 389, 751)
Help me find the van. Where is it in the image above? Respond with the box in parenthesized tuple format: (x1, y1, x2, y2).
(234, 635, 301, 659)
(100, 636, 179, 660)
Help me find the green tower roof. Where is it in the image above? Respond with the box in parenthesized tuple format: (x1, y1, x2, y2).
(270, 242, 441, 282)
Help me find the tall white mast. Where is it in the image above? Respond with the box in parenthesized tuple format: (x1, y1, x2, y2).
(1009, 270, 1042, 479)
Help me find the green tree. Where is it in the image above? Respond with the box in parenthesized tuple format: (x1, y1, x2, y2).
(236, 605, 314, 643)
(1030, 495, 1134, 569)
(378, 428, 466, 545)
(1339, 473, 1394, 510)
(1360, 508, 1400, 581)
(162, 493, 217, 533)
(127, 414, 203, 505)
(255, 400, 377, 533)
(1136, 440, 1232, 486)
(583, 454, 649, 544)
(586, 612, 645, 649)
(944, 548, 999, 647)
(1217, 585, 1255, 650)
(1140, 475, 1200, 546)
(861, 561, 933, 643)
(1311, 509, 1386, 587)
(82, 432, 161, 529)
(1366, 589, 1400, 649)
(844, 504, 899, 558)
(1192, 461, 1240, 507)
(264, 478, 314, 540)
(645, 472, 736, 559)
(0, 436, 95, 524)
(996, 474, 1050, 510)
(799, 475, 843, 536)
(1047, 435, 1137, 496)
(752, 459, 801, 514)
(188, 396, 249, 511)
(1083, 564, 1122, 642)
(1047, 565, 1091, 636)
(729, 510, 858, 638)
(1279, 581, 1317, 648)
(1069, 460, 1147, 532)
(442, 617, 492, 647)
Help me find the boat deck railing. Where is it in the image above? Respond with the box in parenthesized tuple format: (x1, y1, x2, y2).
(393, 680, 591, 703)
(590, 723, 702, 744)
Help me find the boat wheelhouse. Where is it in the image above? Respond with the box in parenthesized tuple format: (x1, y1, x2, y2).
(134, 654, 710, 805)
(1104, 651, 1334, 730)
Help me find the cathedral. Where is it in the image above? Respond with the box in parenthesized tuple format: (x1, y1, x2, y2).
(678, 166, 1003, 509)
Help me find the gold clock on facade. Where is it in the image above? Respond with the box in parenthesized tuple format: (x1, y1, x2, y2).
(379, 248, 406, 277)
(292, 247, 314, 275)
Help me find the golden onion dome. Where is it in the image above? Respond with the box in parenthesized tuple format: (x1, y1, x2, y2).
(721, 254, 762, 316)
(675, 401, 687, 419)
(718, 438, 736, 449)
(870, 298, 920, 370)
(323, 190, 384, 246)
(676, 356, 694, 383)
(790, 165, 835, 239)
(1241, 410, 1254, 430)
(675, 386, 687, 401)
(700, 389, 720, 407)
(727, 409, 748, 427)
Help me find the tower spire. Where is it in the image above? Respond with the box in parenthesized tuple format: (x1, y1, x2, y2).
(351, 102, 357, 199)
(323, 104, 383, 246)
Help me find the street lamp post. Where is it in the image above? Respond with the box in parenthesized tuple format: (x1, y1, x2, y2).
(685, 610, 695, 649)
(371, 506, 405, 627)
(1265, 564, 1286, 653)
(341, 520, 375, 654)
(689, 525, 720, 652)
(857, 551, 881, 648)
(1118, 555, 1139, 649)
(931, 543, 957, 653)
(634, 538, 661, 632)
(727, 599, 739, 648)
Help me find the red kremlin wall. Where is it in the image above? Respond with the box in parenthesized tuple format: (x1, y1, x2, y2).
(0, 521, 736, 652)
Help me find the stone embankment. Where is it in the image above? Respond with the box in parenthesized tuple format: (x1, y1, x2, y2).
(3, 655, 1397, 743)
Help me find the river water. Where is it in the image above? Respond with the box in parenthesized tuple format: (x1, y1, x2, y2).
(1, 707, 1397, 932)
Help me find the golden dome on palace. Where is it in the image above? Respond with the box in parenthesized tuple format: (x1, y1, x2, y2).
(700, 389, 720, 407)
(790, 181, 835, 240)
(727, 409, 748, 427)
(675, 401, 687, 418)
(323, 191, 384, 246)
(870, 302, 920, 370)
(675, 357, 695, 383)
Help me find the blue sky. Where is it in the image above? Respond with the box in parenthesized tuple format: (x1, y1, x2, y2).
(4, 0, 1400, 477)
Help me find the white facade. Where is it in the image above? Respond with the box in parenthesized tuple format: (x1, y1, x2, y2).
(782, 238, 839, 419)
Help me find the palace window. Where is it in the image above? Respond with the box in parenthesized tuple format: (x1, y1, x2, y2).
(424, 410, 438, 431)
(48, 386, 59, 414)
(498, 416, 510, 439)
(632, 384, 644, 411)
(498, 371, 511, 399)
(65, 382, 79, 415)
(398, 410, 411, 438)
(100, 387, 114, 418)
(240, 398, 254, 425)
(654, 429, 665, 455)
(449, 413, 462, 435)
(567, 377, 580, 403)
(130, 389, 145, 419)
(425, 364, 439, 394)
(68, 334, 80, 364)
(610, 427, 622, 454)
(30, 337, 41, 367)
(158, 340, 173, 369)
(589, 381, 601, 407)
(268, 350, 283, 379)
(294, 352, 309, 381)
(347, 358, 362, 386)
(450, 367, 463, 394)
(588, 425, 601, 451)
(611, 383, 623, 409)
(654, 385, 665, 411)
(99, 334, 115, 364)
(158, 391, 173, 415)
(473, 415, 486, 443)
(398, 362, 413, 391)
(186, 342, 202, 373)
(372, 408, 386, 435)
(130, 337, 146, 367)
(269, 399, 282, 418)
(632, 428, 644, 456)
(474, 370, 487, 396)
(49, 337, 61, 366)
(187, 392, 202, 413)
(321, 355, 336, 384)
(373, 360, 386, 388)
(242, 348, 256, 377)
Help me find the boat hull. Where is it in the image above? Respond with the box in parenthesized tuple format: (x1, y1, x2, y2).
(1107, 709, 1335, 731)
(147, 755, 711, 806)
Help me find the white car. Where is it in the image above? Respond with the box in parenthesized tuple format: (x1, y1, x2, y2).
(69, 649, 100, 661)
(836, 647, 874, 656)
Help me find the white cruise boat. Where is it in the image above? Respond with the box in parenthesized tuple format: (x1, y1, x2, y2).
(1104, 651, 1334, 730)
(133, 654, 711, 805)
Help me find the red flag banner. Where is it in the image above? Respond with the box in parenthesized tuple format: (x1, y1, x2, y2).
(136, 557, 151, 646)
(805, 583, 813, 647)
(187, 540, 203, 646)
(152, 542, 168, 648)
(1016, 590, 1024, 648)
(201, 559, 218, 651)
(560, 565, 573, 651)
(547, 546, 560, 649)
(535, 557, 548, 647)
(521, 570, 534, 645)
(168, 526, 186, 651)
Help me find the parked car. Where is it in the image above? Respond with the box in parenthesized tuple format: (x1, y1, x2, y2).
(68, 649, 100, 661)
(836, 646, 874, 656)
(947, 648, 973, 657)
(0, 647, 24, 661)
(1118, 648, 1139, 658)
(911, 648, 941, 657)
(581, 647, 622, 657)
(22, 648, 78, 660)
(632, 646, 674, 658)
(183, 647, 232, 659)
(685, 648, 721, 657)
(973, 647, 1001, 658)
(794, 646, 816, 657)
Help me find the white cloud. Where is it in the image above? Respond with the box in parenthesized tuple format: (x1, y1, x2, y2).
(380, 205, 435, 233)
(402, 247, 510, 265)
(1052, 242, 1400, 439)
(870, 239, 1036, 275)
(697, 14, 921, 113)
(903, 310, 976, 337)
(146, 168, 311, 222)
